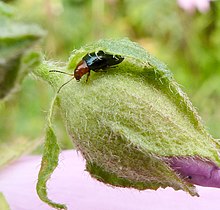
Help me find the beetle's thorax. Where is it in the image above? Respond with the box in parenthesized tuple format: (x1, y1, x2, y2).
(74, 60, 89, 81)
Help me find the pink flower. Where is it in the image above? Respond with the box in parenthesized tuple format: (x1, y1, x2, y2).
(1, 150, 220, 210)
(177, 0, 211, 13)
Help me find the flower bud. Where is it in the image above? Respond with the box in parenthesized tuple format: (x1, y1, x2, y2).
(38, 38, 220, 199)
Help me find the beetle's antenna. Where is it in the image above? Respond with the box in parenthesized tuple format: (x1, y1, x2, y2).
(49, 70, 75, 93)
(49, 70, 73, 76)
(57, 77, 75, 93)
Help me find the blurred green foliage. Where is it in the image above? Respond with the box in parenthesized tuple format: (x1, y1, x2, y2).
(1, 0, 220, 155)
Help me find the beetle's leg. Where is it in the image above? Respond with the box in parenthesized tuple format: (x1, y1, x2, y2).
(109, 66, 117, 69)
(88, 53, 93, 58)
(95, 51, 102, 60)
(96, 68, 108, 72)
(96, 66, 117, 73)
(104, 66, 117, 71)
(113, 55, 119, 60)
(86, 70, 91, 82)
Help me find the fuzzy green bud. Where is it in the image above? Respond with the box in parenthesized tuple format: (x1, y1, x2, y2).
(36, 39, 220, 205)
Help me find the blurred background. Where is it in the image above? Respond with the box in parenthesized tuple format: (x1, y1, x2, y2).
(1, 0, 220, 155)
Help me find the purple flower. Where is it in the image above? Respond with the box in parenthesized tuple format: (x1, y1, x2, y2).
(1, 150, 220, 210)
(168, 157, 220, 188)
(177, 0, 211, 13)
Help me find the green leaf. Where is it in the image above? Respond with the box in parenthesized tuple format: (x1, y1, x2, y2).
(36, 95, 66, 209)
(36, 125, 66, 210)
(0, 137, 42, 169)
(0, 2, 14, 17)
(0, 22, 45, 100)
(0, 192, 10, 210)
(34, 38, 220, 202)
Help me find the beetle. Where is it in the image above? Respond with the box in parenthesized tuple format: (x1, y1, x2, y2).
(50, 50, 124, 92)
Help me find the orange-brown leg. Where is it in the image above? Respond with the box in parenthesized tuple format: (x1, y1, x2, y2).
(86, 70, 91, 82)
